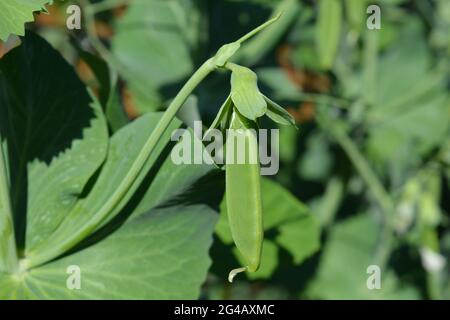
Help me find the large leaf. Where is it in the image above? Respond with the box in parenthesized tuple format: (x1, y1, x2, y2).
(0, 204, 217, 299)
(112, 0, 196, 112)
(0, 32, 109, 250)
(26, 113, 180, 256)
(0, 141, 16, 273)
(1, 115, 220, 299)
(0, 1, 49, 41)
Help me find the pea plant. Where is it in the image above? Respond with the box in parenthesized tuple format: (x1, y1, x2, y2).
(3, 0, 447, 301)
(0, 2, 302, 299)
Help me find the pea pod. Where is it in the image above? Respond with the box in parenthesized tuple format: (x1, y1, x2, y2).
(226, 110, 263, 282)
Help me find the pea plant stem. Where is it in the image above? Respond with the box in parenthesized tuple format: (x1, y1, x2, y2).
(234, 0, 300, 66)
(236, 13, 282, 45)
(316, 107, 396, 268)
(0, 137, 18, 273)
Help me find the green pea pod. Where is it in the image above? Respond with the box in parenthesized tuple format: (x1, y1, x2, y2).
(225, 110, 263, 282)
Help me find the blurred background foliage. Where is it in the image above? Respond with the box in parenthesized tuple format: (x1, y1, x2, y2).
(5, 0, 449, 299)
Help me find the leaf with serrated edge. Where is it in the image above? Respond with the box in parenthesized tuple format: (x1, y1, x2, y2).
(0, 1, 50, 41)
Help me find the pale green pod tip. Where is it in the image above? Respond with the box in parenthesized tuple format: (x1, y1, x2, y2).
(228, 266, 248, 283)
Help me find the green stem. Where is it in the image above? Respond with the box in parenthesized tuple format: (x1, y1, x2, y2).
(234, 0, 300, 66)
(317, 108, 395, 267)
(236, 13, 282, 45)
(318, 177, 344, 229)
(26, 58, 215, 269)
(0, 139, 18, 273)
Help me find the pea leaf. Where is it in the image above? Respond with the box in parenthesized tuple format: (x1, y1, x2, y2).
(1, 114, 219, 299)
(0, 0, 50, 41)
(26, 113, 180, 256)
(0, 32, 109, 250)
(229, 64, 267, 120)
(0, 204, 217, 299)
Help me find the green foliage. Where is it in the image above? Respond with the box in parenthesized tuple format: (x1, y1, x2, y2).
(306, 214, 421, 299)
(112, 0, 197, 112)
(0, 204, 217, 299)
(0, 0, 50, 41)
(1, 0, 449, 300)
(0, 32, 219, 299)
(316, 0, 342, 69)
(0, 33, 109, 252)
(366, 23, 449, 168)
